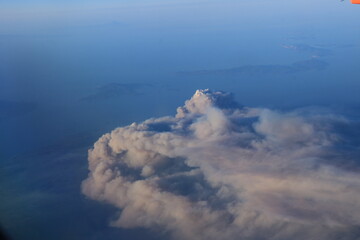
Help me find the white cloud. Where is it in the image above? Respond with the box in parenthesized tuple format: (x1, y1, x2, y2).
(82, 89, 360, 240)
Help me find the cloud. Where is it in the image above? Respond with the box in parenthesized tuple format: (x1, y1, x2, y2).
(282, 44, 332, 57)
(178, 59, 328, 76)
(80, 83, 152, 102)
(82, 89, 360, 240)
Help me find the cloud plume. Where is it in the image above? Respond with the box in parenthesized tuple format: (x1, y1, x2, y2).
(82, 89, 360, 240)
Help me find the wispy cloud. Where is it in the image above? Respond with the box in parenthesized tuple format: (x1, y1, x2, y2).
(282, 44, 332, 57)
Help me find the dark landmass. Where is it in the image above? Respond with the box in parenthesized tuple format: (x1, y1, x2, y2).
(80, 83, 152, 102)
(0, 100, 37, 121)
(178, 59, 328, 76)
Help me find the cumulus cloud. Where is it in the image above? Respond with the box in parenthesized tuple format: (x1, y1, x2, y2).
(82, 89, 360, 240)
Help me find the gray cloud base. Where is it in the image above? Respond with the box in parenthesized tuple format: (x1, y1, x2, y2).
(82, 89, 360, 240)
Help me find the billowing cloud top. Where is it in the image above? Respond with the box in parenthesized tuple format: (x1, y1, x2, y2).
(82, 89, 360, 240)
